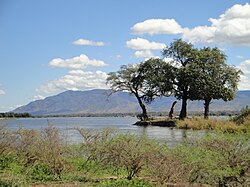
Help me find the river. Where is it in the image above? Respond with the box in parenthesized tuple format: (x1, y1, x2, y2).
(1, 117, 207, 146)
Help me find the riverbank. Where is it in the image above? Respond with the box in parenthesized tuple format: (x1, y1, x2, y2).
(133, 110, 250, 133)
(1, 125, 249, 187)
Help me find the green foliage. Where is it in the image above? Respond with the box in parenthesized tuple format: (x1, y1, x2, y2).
(187, 47, 241, 119)
(231, 107, 250, 125)
(76, 128, 160, 180)
(1, 125, 249, 186)
(27, 163, 55, 181)
(95, 178, 153, 187)
(106, 39, 241, 120)
(162, 39, 198, 119)
(0, 179, 19, 187)
(106, 64, 150, 120)
(2, 126, 67, 182)
(138, 58, 176, 99)
(0, 112, 32, 118)
(175, 132, 250, 186)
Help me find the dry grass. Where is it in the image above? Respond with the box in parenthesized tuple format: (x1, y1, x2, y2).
(176, 117, 250, 132)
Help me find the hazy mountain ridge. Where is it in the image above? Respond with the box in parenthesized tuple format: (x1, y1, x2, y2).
(13, 89, 250, 116)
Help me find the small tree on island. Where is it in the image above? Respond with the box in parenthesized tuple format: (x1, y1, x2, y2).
(138, 58, 177, 117)
(188, 47, 242, 119)
(162, 39, 197, 120)
(106, 64, 160, 121)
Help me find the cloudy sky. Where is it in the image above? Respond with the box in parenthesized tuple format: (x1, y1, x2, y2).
(0, 0, 250, 112)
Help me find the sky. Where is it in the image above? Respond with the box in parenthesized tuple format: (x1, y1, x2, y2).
(0, 0, 250, 112)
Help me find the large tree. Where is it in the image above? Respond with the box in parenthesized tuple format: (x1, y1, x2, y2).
(138, 58, 176, 99)
(106, 63, 159, 121)
(188, 47, 242, 119)
(162, 39, 197, 120)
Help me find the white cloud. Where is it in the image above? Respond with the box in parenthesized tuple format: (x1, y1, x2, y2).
(237, 59, 250, 90)
(49, 54, 107, 69)
(237, 59, 250, 75)
(73, 38, 105, 46)
(237, 55, 244, 59)
(32, 95, 45, 101)
(131, 19, 184, 35)
(0, 89, 5, 95)
(239, 75, 250, 90)
(126, 38, 166, 50)
(134, 50, 154, 58)
(37, 70, 108, 94)
(182, 3, 250, 46)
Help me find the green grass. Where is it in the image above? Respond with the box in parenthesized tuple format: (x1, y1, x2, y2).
(1, 124, 249, 186)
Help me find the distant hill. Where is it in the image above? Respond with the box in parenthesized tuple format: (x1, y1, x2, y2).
(13, 89, 250, 116)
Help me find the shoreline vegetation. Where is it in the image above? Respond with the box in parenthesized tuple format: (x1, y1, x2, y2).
(1, 109, 250, 186)
(0, 109, 245, 118)
(134, 108, 250, 132)
(1, 125, 249, 186)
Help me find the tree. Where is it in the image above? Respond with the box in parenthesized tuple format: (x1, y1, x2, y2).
(138, 58, 177, 116)
(188, 47, 242, 119)
(162, 39, 197, 119)
(138, 58, 176, 98)
(106, 63, 158, 121)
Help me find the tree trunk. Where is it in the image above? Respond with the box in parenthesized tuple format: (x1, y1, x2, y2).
(204, 99, 211, 119)
(169, 101, 177, 119)
(179, 91, 188, 120)
(135, 94, 148, 121)
(179, 98, 187, 120)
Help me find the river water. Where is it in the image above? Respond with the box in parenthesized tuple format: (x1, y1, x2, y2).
(1, 117, 207, 146)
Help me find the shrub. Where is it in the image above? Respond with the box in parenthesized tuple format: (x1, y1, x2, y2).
(0, 125, 16, 154)
(178, 132, 250, 186)
(10, 126, 67, 180)
(13, 129, 40, 166)
(96, 178, 153, 187)
(101, 134, 158, 180)
(231, 108, 250, 125)
(146, 147, 191, 185)
(36, 126, 66, 176)
(76, 128, 160, 180)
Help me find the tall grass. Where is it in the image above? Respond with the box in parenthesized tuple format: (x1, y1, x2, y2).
(177, 117, 250, 132)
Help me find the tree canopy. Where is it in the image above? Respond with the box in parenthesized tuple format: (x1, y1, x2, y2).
(106, 63, 159, 121)
(162, 39, 197, 119)
(188, 47, 242, 118)
(107, 39, 242, 120)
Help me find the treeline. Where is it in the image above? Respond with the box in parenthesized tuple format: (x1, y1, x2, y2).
(0, 112, 32, 118)
(107, 39, 241, 121)
(41, 110, 241, 118)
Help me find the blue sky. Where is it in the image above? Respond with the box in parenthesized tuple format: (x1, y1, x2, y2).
(0, 0, 250, 112)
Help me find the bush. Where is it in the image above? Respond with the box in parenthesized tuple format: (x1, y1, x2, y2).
(96, 178, 153, 187)
(231, 108, 250, 125)
(146, 147, 191, 185)
(101, 134, 158, 180)
(76, 128, 160, 180)
(0, 125, 16, 154)
(10, 126, 67, 180)
(177, 132, 250, 186)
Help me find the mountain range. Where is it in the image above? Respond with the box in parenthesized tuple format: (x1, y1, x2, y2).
(13, 89, 250, 116)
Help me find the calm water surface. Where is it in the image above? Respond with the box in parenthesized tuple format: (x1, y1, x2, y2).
(1, 117, 207, 146)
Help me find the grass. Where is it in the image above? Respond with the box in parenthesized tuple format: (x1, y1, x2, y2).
(176, 117, 249, 132)
(1, 109, 250, 186)
(176, 109, 250, 133)
(1, 125, 250, 187)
